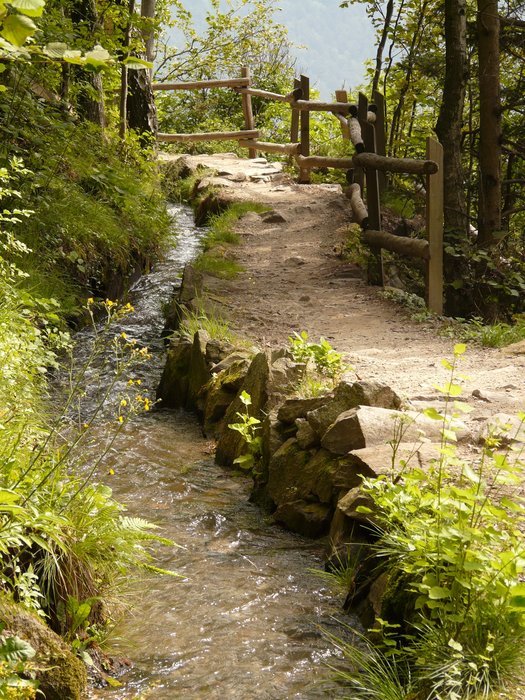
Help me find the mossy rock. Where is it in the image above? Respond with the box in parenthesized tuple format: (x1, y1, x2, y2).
(0, 595, 87, 700)
(156, 338, 192, 409)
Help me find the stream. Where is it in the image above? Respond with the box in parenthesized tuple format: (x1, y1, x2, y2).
(81, 204, 347, 699)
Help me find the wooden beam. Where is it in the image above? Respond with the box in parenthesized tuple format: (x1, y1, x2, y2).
(235, 87, 293, 103)
(334, 90, 350, 139)
(373, 90, 387, 194)
(296, 154, 354, 169)
(354, 93, 368, 192)
(299, 74, 311, 184)
(238, 140, 301, 155)
(240, 67, 256, 159)
(157, 129, 260, 143)
(347, 183, 369, 228)
(152, 77, 250, 91)
(293, 99, 355, 113)
(425, 137, 444, 314)
(362, 108, 384, 286)
(290, 78, 300, 144)
(353, 152, 439, 175)
(362, 230, 430, 259)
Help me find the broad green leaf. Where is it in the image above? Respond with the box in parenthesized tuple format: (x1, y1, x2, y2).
(44, 42, 68, 58)
(1, 13, 36, 46)
(428, 586, 451, 599)
(63, 50, 83, 65)
(84, 46, 112, 70)
(424, 407, 444, 421)
(448, 638, 463, 652)
(0, 489, 20, 504)
(9, 0, 45, 17)
(454, 343, 467, 356)
(122, 56, 153, 70)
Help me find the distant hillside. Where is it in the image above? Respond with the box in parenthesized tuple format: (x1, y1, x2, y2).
(168, 0, 375, 97)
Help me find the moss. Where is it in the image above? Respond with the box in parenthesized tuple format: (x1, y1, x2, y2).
(0, 594, 87, 700)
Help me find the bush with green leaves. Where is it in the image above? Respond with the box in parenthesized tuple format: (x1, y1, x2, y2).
(289, 331, 348, 381)
(228, 391, 262, 473)
(336, 344, 525, 698)
(0, 625, 38, 699)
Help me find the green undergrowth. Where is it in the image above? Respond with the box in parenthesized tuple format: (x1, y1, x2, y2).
(329, 345, 525, 699)
(193, 253, 244, 279)
(180, 306, 237, 345)
(203, 201, 269, 250)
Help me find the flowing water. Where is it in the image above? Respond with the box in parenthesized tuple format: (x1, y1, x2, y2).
(81, 205, 347, 699)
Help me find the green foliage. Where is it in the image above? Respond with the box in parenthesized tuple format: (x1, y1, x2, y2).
(180, 307, 236, 345)
(228, 391, 262, 472)
(293, 374, 332, 399)
(0, 625, 38, 699)
(204, 202, 269, 250)
(289, 331, 348, 380)
(193, 252, 243, 280)
(447, 315, 525, 348)
(338, 345, 525, 698)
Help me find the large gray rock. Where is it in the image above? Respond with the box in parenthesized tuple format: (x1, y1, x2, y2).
(277, 395, 331, 424)
(268, 357, 305, 397)
(340, 442, 441, 479)
(307, 379, 401, 438)
(215, 352, 270, 466)
(274, 500, 331, 537)
(295, 419, 318, 450)
(187, 330, 212, 411)
(321, 405, 469, 455)
(156, 339, 192, 408)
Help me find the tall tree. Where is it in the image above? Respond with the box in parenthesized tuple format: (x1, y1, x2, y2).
(71, 0, 106, 127)
(477, 0, 502, 245)
(127, 0, 157, 135)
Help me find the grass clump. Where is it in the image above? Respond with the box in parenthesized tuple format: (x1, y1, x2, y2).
(193, 252, 244, 279)
(448, 315, 525, 348)
(203, 201, 269, 250)
(180, 306, 236, 344)
(331, 344, 525, 699)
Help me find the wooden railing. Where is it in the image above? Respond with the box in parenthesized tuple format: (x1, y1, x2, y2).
(153, 70, 444, 314)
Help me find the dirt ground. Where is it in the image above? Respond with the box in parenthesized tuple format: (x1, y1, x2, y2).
(171, 153, 525, 434)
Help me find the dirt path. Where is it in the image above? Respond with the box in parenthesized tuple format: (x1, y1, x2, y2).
(171, 153, 525, 431)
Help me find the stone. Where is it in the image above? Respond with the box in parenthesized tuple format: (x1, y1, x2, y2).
(285, 256, 306, 266)
(215, 352, 270, 466)
(500, 340, 525, 355)
(0, 594, 87, 700)
(179, 263, 203, 304)
(197, 176, 235, 191)
(277, 395, 331, 424)
(187, 330, 212, 411)
(239, 211, 262, 224)
(273, 500, 332, 538)
(337, 486, 378, 526)
(295, 419, 318, 450)
(480, 413, 525, 445)
(307, 379, 401, 438)
(261, 411, 287, 475)
(321, 405, 470, 456)
(205, 339, 237, 366)
(341, 442, 441, 479)
(269, 357, 305, 396)
(202, 383, 236, 438)
(266, 438, 315, 505)
(156, 339, 192, 408)
(211, 357, 251, 392)
(261, 210, 287, 224)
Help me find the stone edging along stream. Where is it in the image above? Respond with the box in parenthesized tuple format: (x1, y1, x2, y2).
(155, 246, 473, 628)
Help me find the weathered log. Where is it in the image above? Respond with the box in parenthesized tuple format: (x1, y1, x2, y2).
(157, 129, 259, 143)
(238, 139, 301, 155)
(347, 183, 369, 227)
(293, 99, 356, 113)
(295, 154, 354, 170)
(367, 111, 377, 123)
(152, 77, 250, 91)
(235, 87, 293, 103)
(349, 117, 365, 152)
(333, 112, 350, 139)
(353, 152, 439, 174)
(240, 67, 256, 158)
(362, 229, 430, 259)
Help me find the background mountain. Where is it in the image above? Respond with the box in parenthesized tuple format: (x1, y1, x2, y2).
(169, 0, 375, 97)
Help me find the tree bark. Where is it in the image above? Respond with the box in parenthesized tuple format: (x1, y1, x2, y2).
(372, 0, 394, 95)
(477, 0, 502, 245)
(71, 0, 105, 128)
(127, 0, 157, 136)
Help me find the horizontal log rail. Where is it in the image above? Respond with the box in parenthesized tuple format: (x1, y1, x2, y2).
(158, 129, 260, 143)
(353, 152, 439, 175)
(238, 139, 301, 155)
(292, 99, 357, 113)
(152, 77, 250, 91)
(234, 87, 296, 103)
(295, 154, 354, 169)
(362, 229, 430, 260)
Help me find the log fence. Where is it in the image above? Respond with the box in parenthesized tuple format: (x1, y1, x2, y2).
(152, 69, 444, 314)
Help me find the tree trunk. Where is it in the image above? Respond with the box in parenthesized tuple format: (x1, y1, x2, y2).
(71, 0, 105, 128)
(372, 0, 394, 95)
(477, 0, 502, 245)
(435, 0, 469, 315)
(127, 0, 157, 136)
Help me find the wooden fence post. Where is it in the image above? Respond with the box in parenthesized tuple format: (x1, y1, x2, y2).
(298, 74, 311, 184)
(425, 137, 444, 314)
(290, 77, 301, 144)
(240, 67, 257, 159)
(358, 92, 384, 286)
(373, 90, 387, 195)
